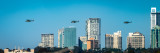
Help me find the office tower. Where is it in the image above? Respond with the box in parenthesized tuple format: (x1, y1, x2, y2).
(79, 36, 87, 50)
(127, 32, 145, 49)
(151, 25, 160, 48)
(87, 38, 99, 50)
(86, 18, 101, 48)
(150, 7, 160, 48)
(58, 27, 76, 49)
(105, 31, 122, 49)
(151, 7, 160, 29)
(38, 34, 54, 48)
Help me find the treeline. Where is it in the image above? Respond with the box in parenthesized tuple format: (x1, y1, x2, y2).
(1, 47, 160, 53)
(34, 46, 160, 53)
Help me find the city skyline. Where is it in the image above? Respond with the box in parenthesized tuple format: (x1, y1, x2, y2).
(0, 0, 160, 50)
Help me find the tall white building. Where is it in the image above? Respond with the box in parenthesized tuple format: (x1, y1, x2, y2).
(39, 34, 54, 48)
(151, 7, 160, 29)
(105, 31, 122, 49)
(86, 18, 101, 48)
(127, 32, 145, 49)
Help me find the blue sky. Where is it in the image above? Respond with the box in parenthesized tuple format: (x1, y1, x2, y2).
(0, 0, 160, 50)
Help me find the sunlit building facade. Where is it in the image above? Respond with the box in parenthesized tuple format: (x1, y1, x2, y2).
(151, 7, 160, 29)
(150, 7, 160, 48)
(38, 34, 54, 48)
(105, 31, 122, 49)
(127, 32, 145, 49)
(87, 38, 99, 50)
(151, 25, 160, 48)
(58, 27, 76, 49)
(86, 18, 101, 48)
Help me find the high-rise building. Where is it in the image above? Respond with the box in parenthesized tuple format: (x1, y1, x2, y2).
(150, 7, 160, 48)
(79, 36, 87, 50)
(86, 18, 101, 48)
(151, 7, 160, 29)
(58, 27, 76, 49)
(151, 25, 160, 48)
(127, 32, 145, 49)
(105, 31, 122, 49)
(38, 34, 54, 48)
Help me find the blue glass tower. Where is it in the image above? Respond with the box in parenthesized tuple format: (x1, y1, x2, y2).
(58, 27, 76, 49)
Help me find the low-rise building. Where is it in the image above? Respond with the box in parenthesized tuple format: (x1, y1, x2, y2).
(4, 48, 34, 53)
(87, 38, 99, 50)
(127, 32, 145, 49)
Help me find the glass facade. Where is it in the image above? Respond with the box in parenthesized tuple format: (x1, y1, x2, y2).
(58, 27, 76, 48)
(157, 13, 160, 26)
(151, 26, 160, 48)
(79, 36, 87, 50)
(82, 44, 87, 50)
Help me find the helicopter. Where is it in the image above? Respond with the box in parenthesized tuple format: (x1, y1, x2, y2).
(25, 19, 34, 22)
(124, 21, 132, 24)
(71, 20, 79, 23)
